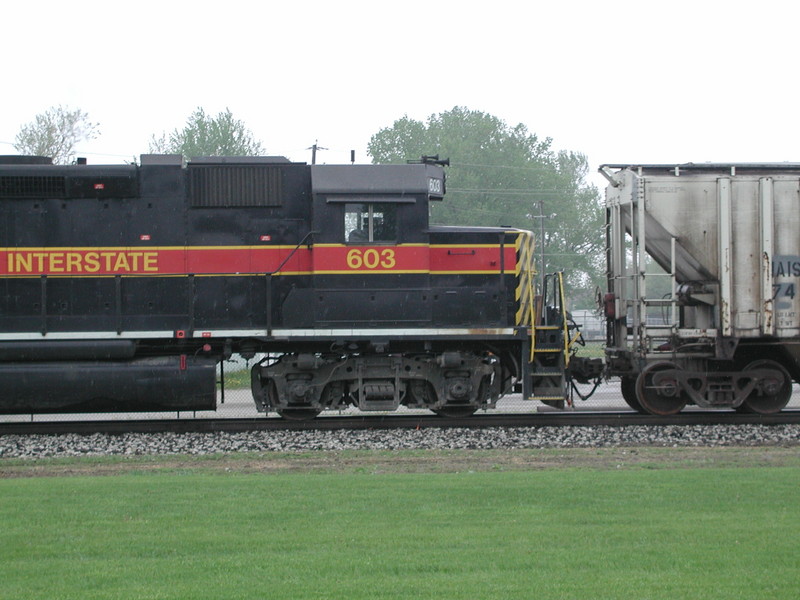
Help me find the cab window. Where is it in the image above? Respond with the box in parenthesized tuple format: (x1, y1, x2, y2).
(345, 203, 397, 243)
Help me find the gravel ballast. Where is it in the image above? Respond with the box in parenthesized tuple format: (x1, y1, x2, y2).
(1, 424, 799, 460)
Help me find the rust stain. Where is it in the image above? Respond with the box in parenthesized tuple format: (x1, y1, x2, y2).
(763, 251, 773, 332)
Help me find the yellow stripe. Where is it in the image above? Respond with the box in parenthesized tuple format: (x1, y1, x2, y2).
(513, 230, 536, 330)
(2, 269, 517, 278)
(313, 243, 429, 248)
(0, 272, 316, 279)
(0, 245, 304, 251)
(2, 240, 526, 251)
(433, 270, 517, 275)
(430, 243, 503, 249)
(312, 269, 429, 275)
(2, 242, 513, 251)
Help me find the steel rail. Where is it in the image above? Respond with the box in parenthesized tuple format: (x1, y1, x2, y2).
(1, 410, 799, 436)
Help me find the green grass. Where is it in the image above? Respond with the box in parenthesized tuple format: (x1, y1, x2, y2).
(572, 340, 605, 358)
(221, 366, 250, 389)
(1, 462, 799, 599)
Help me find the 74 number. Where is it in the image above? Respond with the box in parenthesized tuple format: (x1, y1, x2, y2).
(773, 282, 796, 300)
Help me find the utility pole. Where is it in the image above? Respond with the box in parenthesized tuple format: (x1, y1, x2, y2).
(539, 199, 546, 285)
(308, 140, 328, 165)
(531, 199, 548, 292)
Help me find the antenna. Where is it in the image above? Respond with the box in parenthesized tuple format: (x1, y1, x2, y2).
(409, 154, 450, 167)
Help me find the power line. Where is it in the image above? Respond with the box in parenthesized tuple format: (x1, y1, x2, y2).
(447, 188, 570, 196)
(434, 204, 563, 229)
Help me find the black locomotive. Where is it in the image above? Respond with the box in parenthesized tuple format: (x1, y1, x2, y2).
(0, 154, 600, 418)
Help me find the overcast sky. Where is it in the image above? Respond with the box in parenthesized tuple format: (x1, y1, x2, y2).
(3, 0, 798, 189)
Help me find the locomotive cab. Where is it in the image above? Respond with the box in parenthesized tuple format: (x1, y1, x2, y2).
(311, 163, 440, 246)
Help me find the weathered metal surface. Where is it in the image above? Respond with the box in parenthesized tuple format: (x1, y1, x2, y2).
(603, 164, 800, 410)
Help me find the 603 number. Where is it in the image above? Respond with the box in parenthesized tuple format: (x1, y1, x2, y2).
(346, 248, 396, 269)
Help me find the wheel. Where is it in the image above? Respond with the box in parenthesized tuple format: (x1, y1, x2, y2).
(620, 376, 646, 413)
(635, 361, 687, 416)
(269, 376, 322, 420)
(277, 407, 322, 420)
(540, 399, 566, 410)
(251, 376, 279, 414)
(737, 360, 792, 415)
(433, 405, 477, 418)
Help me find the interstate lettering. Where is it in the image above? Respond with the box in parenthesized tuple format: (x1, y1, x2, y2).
(6, 251, 159, 274)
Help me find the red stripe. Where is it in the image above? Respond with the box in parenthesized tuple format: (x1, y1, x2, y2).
(1, 245, 517, 276)
(312, 246, 427, 272)
(430, 246, 516, 273)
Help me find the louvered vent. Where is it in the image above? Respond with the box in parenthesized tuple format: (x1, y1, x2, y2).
(189, 165, 283, 207)
(0, 175, 66, 198)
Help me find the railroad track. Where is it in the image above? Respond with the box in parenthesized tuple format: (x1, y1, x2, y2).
(2, 410, 799, 436)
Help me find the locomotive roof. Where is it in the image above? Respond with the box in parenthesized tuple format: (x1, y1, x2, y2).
(311, 164, 445, 198)
(188, 156, 293, 164)
(428, 224, 524, 233)
(601, 162, 800, 174)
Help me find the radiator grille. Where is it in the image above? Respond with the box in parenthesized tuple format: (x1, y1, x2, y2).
(0, 175, 66, 198)
(189, 165, 283, 207)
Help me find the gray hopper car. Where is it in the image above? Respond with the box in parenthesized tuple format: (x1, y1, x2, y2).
(603, 163, 800, 415)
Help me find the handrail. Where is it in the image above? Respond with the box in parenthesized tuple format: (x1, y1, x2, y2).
(557, 272, 570, 368)
(264, 231, 317, 335)
(266, 230, 318, 276)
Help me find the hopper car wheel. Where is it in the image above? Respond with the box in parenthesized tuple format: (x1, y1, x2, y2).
(620, 376, 646, 413)
(635, 361, 687, 416)
(737, 360, 792, 415)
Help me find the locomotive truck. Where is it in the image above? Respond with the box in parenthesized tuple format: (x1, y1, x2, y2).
(0, 154, 600, 418)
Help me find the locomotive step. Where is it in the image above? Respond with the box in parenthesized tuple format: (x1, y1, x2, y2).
(531, 386, 567, 397)
(526, 395, 567, 403)
(531, 368, 564, 376)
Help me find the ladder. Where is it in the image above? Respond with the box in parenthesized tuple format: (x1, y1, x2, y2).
(524, 272, 573, 408)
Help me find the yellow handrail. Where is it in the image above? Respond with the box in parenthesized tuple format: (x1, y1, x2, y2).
(557, 272, 570, 369)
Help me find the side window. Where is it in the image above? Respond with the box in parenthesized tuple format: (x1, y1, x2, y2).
(345, 203, 397, 243)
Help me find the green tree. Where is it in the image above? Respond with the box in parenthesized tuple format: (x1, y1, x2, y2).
(13, 105, 99, 165)
(368, 107, 604, 308)
(150, 107, 264, 157)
